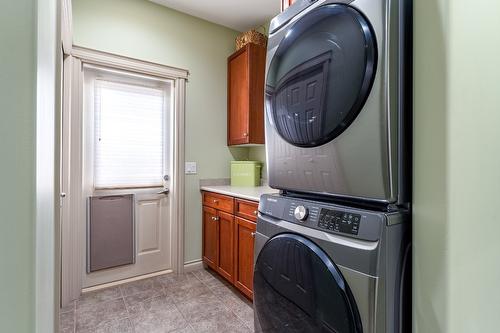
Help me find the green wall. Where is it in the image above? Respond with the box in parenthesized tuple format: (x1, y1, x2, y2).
(414, 0, 500, 331)
(446, 1, 500, 330)
(0, 1, 36, 332)
(248, 146, 267, 180)
(72, 0, 248, 262)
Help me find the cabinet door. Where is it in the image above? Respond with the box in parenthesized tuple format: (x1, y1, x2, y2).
(202, 206, 218, 270)
(234, 217, 256, 299)
(217, 210, 235, 283)
(228, 47, 250, 145)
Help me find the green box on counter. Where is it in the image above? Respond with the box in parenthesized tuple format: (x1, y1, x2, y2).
(230, 161, 262, 187)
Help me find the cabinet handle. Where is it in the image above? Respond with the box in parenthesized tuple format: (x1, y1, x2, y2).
(243, 132, 248, 137)
(211, 216, 219, 222)
(251, 232, 256, 237)
(253, 210, 258, 215)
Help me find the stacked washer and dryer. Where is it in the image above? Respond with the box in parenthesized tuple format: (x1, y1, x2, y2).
(254, 0, 412, 332)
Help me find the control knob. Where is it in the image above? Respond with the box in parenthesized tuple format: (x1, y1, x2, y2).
(294, 205, 309, 221)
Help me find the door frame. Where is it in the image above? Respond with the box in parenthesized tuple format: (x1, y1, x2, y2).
(60, 46, 188, 306)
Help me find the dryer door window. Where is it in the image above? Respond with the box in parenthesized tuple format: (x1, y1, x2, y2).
(254, 234, 363, 333)
(266, 4, 377, 147)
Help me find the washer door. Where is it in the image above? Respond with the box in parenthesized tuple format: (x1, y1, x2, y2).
(254, 234, 363, 333)
(266, 4, 377, 147)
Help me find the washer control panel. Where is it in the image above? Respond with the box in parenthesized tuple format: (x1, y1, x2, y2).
(318, 209, 361, 235)
(260, 194, 384, 241)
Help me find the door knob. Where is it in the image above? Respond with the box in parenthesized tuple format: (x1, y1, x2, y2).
(157, 188, 170, 195)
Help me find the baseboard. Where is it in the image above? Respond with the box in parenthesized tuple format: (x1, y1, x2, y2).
(183, 259, 204, 273)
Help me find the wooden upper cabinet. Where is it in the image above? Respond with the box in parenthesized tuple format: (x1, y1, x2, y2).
(227, 43, 266, 146)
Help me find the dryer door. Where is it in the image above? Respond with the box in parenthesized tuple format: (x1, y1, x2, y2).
(254, 233, 363, 333)
(266, 4, 377, 148)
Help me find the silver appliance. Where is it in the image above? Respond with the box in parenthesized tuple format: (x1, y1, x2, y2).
(265, 0, 412, 205)
(254, 194, 411, 332)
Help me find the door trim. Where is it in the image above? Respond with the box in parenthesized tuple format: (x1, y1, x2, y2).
(60, 47, 188, 306)
(35, 0, 59, 331)
(71, 46, 189, 80)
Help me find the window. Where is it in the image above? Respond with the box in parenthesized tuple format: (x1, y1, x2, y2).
(90, 69, 170, 189)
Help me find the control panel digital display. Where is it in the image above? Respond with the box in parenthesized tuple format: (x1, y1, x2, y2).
(318, 209, 361, 235)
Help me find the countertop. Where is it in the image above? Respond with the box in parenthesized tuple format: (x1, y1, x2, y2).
(200, 185, 279, 202)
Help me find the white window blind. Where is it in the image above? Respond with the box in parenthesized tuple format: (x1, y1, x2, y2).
(94, 79, 166, 188)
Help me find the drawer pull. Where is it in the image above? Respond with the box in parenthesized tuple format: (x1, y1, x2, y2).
(253, 210, 258, 215)
(251, 232, 256, 237)
(213, 199, 219, 204)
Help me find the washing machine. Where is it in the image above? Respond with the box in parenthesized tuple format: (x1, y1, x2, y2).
(265, 0, 412, 206)
(253, 194, 411, 332)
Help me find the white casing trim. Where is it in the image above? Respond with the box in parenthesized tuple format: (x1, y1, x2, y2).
(61, 0, 72, 54)
(36, 0, 58, 331)
(71, 46, 189, 80)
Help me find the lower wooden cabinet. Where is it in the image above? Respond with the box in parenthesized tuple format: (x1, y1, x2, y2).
(234, 216, 256, 299)
(202, 206, 218, 270)
(217, 211, 235, 283)
(202, 191, 258, 300)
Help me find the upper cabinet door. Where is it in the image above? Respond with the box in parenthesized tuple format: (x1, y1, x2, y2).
(228, 44, 266, 146)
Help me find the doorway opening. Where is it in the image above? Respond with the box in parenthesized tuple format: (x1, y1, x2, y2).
(60, 47, 188, 306)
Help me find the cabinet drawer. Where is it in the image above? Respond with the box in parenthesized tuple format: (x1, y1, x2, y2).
(203, 191, 234, 214)
(235, 198, 259, 222)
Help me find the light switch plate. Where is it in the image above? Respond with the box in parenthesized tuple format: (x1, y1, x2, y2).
(185, 162, 197, 175)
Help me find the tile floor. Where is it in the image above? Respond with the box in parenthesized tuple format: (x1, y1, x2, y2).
(59, 268, 254, 333)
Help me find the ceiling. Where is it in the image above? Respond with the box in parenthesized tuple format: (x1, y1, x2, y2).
(149, 0, 280, 32)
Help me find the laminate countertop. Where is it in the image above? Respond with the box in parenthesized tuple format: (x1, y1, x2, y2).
(200, 185, 279, 202)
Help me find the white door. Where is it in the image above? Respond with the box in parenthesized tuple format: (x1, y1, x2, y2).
(82, 65, 174, 287)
